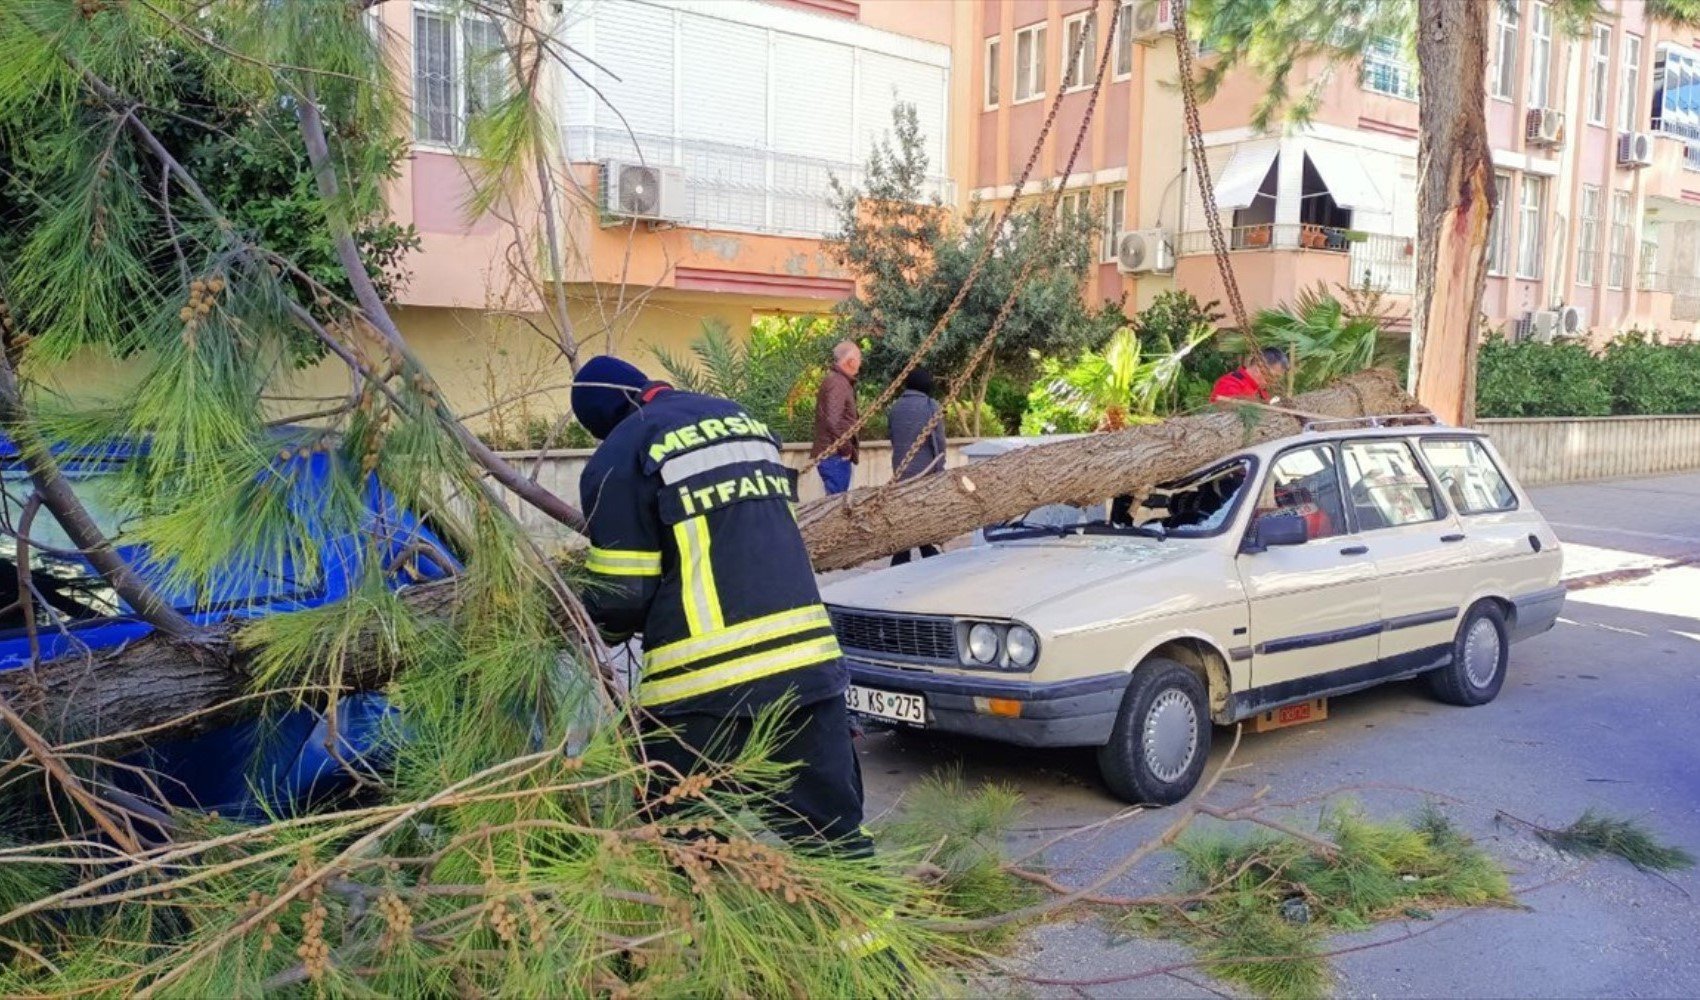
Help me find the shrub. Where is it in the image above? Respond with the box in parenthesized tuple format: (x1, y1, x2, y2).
(1476, 335, 1613, 417)
(945, 399, 1005, 437)
(1598, 330, 1700, 415)
(651, 314, 838, 441)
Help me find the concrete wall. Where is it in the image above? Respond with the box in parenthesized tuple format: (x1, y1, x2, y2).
(1480, 415, 1700, 487)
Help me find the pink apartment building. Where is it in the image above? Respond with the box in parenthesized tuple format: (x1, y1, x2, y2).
(367, 0, 968, 421)
(968, 0, 1700, 345)
(366, 0, 1700, 424)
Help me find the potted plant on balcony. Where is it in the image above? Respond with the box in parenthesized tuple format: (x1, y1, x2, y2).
(1242, 224, 1272, 248)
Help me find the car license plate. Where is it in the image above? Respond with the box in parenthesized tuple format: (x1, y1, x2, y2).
(846, 685, 926, 726)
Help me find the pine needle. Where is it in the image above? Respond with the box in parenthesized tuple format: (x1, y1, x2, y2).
(1127, 803, 1515, 998)
(1538, 809, 1696, 873)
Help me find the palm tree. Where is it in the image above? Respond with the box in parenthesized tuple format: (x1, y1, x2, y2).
(1232, 284, 1403, 394)
(1048, 324, 1213, 431)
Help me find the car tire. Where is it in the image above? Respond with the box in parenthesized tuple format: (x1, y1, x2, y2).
(1427, 601, 1510, 707)
(1097, 658, 1211, 805)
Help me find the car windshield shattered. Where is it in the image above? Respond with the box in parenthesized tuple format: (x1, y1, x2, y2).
(983, 457, 1252, 542)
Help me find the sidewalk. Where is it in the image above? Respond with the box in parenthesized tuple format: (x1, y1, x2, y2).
(1533, 472, 1700, 583)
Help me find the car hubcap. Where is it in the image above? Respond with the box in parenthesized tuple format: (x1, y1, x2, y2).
(1463, 618, 1502, 688)
(1142, 688, 1198, 783)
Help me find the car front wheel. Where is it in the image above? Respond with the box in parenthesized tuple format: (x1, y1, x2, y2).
(1427, 601, 1510, 707)
(1097, 657, 1211, 805)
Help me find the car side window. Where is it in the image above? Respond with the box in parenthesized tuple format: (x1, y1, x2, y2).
(1341, 440, 1443, 530)
(1419, 438, 1517, 514)
(1252, 445, 1346, 541)
(0, 473, 125, 630)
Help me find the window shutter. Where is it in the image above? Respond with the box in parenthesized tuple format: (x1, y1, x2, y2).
(679, 13, 769, 228)
(590, 1, 676, 164)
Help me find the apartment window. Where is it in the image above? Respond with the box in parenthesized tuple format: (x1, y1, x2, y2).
(1516, 176, 1546, 280)
(985, 36, 1001, 109)
(413, 9, 504, 146)
(1059, 189, 1089, 223)
(1588, 24, 1611, 125)
(1063, 11, 1098, 91)
(1609, 190, 1631, 289)
(1102, 185, 1126, 262)
(1620, 34, 1643, 130)
(1577, 184, 1600, 287)
(1114, 0, 1135, 79)
(1486, 172, 1510, 275)
(1491, 3, 1518, 100)
(1528, 2, 1553, 109)
(1362, 37, 1417, 100)
(1015, 23, 1046, 102)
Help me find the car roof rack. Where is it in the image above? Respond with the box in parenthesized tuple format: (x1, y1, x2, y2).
(1301, 413, 1444, 433)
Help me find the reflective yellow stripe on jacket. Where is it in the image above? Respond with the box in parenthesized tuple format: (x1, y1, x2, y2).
(644, 605, 834, 677)
(639, 634, 842, 707)
(673, 517, 725, 634)
(585, 546, 662, 577)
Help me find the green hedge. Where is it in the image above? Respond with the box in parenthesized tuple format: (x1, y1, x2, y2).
(1477, 332, 1700, 418)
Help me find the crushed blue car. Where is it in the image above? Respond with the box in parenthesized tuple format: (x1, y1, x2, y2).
(0, 437, 457, 819)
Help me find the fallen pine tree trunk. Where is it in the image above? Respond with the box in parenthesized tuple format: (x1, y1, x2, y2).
(799, 368, 1426, 571)
(3, 369, 1420, 750)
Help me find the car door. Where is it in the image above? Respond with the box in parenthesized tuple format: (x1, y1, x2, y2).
(1236, 443, 1382, 695)
(1338, 437, 1472, 670)
(1416, 434, 1562, 613)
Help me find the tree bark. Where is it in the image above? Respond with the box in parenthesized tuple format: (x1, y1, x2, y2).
(0, 580, 459, 752)
(799, 368, 1423, 571)
(1410, 0, 1494, 426)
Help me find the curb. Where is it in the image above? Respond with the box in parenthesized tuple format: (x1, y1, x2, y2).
(1563, 558, 1695, 592)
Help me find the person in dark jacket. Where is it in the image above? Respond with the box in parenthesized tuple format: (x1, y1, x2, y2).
(886, 367, 945, 566)
(811, 341, 861, 495)
(572, 355, 871, 858)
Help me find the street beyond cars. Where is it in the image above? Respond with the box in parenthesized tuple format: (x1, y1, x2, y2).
(822, 417, 1565, 804)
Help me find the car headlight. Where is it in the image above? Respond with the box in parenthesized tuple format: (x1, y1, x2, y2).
(967, 623, 1001, 664)
(1006, 625, 1038, 667)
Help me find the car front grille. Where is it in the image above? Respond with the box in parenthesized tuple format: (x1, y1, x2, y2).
(827, 607, 958, 664)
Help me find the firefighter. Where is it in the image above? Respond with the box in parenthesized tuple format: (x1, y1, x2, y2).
(571, 355, 872, 858)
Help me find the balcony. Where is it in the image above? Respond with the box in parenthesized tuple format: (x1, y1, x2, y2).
(1174, 225, 1416, 306)
(1641, 132, 1700, 206)
(567, 126, 954, 239)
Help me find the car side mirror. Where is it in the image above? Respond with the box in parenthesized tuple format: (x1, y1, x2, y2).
(1243, 515, 1308, 553)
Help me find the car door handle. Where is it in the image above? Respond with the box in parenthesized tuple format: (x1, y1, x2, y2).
(1441, 533, 1466, 543)
(1339, 545, 1369, 556)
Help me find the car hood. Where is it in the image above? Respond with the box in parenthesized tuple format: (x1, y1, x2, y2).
(820, 537, 1205, 620)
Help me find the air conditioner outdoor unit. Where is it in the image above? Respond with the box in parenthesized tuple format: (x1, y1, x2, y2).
(1618, 131, 1655, 168)
(1131, 0, 1177, 43)
(1526, 108, 1565, 148)
(1559, 305, 1587, 336)
(598, 160, 686, 223)
(1118, 229, 1174, 274)
(1528, 309, 1561, 344)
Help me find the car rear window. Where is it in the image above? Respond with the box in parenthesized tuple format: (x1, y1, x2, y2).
(1420, 438, 1517, 514)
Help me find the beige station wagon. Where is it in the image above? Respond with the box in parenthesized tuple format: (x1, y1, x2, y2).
(822, 417, 1565, 805)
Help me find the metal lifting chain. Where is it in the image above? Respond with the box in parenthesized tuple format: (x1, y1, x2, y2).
(1171, 0, 1258, 347)
(803, 0, 1110, 477)
(881, 0, 1125, 488)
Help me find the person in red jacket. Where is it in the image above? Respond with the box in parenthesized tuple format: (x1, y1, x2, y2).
(1210, 347, 1289, 404)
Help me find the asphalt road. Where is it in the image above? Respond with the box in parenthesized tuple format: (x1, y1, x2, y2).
(856, 472, 1700, 997)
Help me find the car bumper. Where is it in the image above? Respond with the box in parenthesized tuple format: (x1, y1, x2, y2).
(844, 658, 1127, 748)
(1510, 585, 1566, 642)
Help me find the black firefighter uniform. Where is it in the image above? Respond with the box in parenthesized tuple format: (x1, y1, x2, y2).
(578, 383, 873, 856)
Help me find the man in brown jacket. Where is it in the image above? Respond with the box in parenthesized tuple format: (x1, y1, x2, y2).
(811, 341, 861, 495)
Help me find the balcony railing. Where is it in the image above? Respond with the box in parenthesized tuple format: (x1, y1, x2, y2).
(1636, 270, 1700, 296)
(565, 126, 954, 239)
(1177, 224, 1417, 294)
(1685, 143, 1700, 173)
